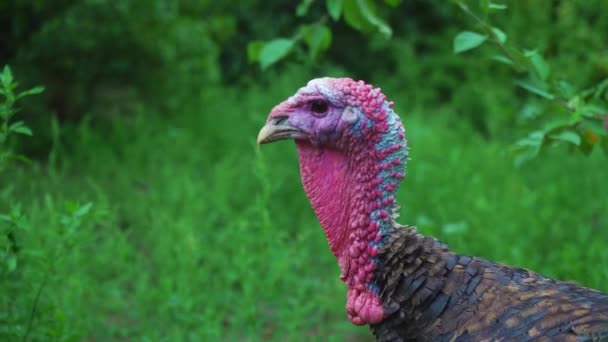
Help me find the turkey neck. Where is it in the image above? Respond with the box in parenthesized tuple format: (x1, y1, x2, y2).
(295, 131, 406, 325)
(295, 141, 389, 260)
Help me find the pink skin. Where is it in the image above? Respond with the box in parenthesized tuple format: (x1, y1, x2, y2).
(296, 141, 385, 324)
(263, 78, 408, 325)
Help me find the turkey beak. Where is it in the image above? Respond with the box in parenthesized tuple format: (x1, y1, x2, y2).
(257, 115, 305, 145)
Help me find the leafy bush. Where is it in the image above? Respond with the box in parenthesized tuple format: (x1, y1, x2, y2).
(0, 66, 43, 172)
(452, 0, 608, 164)
(252, 0, 608, 164)
(0, 66, 99, 341)
(2, 0, 223, 155)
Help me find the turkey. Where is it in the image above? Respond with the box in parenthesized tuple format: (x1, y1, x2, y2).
(257, 77, 608, 341)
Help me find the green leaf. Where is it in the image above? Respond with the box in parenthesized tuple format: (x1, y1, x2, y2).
(327, 0, 344, 20)
(549, 131, 581, 146)
(453, 31, 488, 54)
(515, 80, 555, 100)
(9, 121, 33, 136)
(492, 55, 513, 65)
(74, 202, 93, 217)
(1, 65, 13, 89)
(247, 41, 264, 64)
(592, 79, 608, 99)
(356, 0, 392, 37)
(12, 126, 32, 136)
(343, 0, 391, 35)
(512, 131, 544, 167)
(489, 2, 507, 10)
(567, 96, 583, 113)
(343, 0, 371, 31)
(556, 80, 576, 99)
(481, 0, 507, 12)
(302, 24, 332, 60)
(542, 119, 574, 136)
(529, 52, 550, 81)
(580, 103, 608, 117)
(513, 146, 539, 167)
(491, 27, 507, 44)
(518, 131, 546, 147)
(16, 86, 44, 99)
(11, 154, 32, 165)
(259, 39, 295, 70)
(296, 0, 314, 17)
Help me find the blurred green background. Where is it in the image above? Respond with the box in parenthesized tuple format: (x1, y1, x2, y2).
(1, 0, 607, 340)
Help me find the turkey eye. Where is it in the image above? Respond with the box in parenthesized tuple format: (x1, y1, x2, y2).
(310, 100, 328, 115)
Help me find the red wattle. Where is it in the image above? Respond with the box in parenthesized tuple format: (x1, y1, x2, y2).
(296, 140, 387, 325)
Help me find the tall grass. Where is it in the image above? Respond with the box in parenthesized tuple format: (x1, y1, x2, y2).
(1, 70, 607, 340)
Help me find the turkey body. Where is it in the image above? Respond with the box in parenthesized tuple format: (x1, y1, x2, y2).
(372, 225, 608, 341)
(257, 77, 608, 341)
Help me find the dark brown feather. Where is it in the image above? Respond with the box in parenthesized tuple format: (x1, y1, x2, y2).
(371, 224, 608, 341)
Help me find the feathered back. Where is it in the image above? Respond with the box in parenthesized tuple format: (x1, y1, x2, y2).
(372, 224, 608, 341)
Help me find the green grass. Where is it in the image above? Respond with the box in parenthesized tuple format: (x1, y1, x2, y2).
(2, 72, 607, 341)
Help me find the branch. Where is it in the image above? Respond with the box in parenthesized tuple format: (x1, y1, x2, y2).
(456, 2, 575, 113)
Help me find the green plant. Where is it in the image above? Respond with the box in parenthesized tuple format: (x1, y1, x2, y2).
(1, 201, 94, 341)
(0, 65, 98, 340)
(250, 1, 608, 165)
(0, 65, 42, 310)
(248, 0, 399, 69)
(0, 65, 44, 173)
(451, 0, 608, 165)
